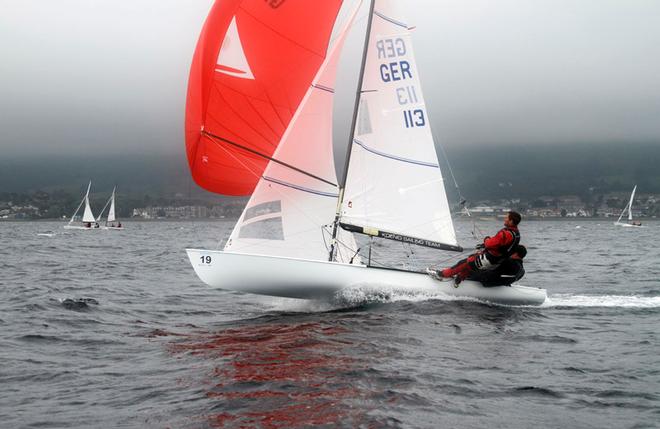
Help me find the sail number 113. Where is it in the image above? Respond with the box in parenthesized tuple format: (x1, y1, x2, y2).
(403, 109, 425, 128)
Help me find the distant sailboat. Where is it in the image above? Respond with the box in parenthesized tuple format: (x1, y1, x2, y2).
(614, 186, 642, 227)
(64, 181, 98, 230)
(97, 187, 123, 230)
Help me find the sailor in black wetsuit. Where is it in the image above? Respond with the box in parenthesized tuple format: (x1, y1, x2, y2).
(467, 245, 527, 287)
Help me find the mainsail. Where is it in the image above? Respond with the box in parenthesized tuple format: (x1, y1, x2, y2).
(185, 0, 344, 196)
(338, 0, 459, 251)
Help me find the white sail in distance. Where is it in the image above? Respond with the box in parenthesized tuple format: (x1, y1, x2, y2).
(107, 187, 116, 223)
(81, 181, 95, 223)
(224, 4, 360, 263)
(339, 0, 458, 248)
(617, 185, 637, 223)
(627, 185, 637, 221)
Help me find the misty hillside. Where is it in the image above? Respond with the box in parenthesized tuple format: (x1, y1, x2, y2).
(444, 142, 660, 201)
(1, 143, 659, 202)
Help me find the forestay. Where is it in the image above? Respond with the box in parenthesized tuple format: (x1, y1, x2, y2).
(339, 0, 459, 250)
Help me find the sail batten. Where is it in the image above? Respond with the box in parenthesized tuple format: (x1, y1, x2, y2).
(373, 9, 409, 29)
(353, 138, 440, 168)
(263, 177, 339, 198)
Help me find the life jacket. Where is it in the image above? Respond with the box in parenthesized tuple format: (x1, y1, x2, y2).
(485, 227, 520, 264)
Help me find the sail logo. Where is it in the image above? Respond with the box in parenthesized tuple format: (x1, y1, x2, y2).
(215, 16, 255, 79)
(376, 38, 412, 83)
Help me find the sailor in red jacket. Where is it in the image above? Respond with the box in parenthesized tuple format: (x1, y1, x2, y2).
(435, 211, 522, 284)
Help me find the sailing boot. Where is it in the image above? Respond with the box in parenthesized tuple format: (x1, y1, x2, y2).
(426, 267, 442, 280)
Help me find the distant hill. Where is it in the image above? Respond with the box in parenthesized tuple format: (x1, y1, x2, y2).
(0, 153, 205, 198)
(443, 142, 660, 201)
(1, 142, 659, 202)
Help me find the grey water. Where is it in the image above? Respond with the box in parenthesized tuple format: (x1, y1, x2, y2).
(1, 219, 659, 428)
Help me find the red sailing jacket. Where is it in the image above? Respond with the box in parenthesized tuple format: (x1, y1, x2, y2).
(483, 226, 520, 258)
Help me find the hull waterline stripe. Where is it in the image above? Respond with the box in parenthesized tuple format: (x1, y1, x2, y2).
(202, 130, 338, 187)
(374, 10, 409, 29)
(263, 176, 339, 198)
(353, 139, 439, 168)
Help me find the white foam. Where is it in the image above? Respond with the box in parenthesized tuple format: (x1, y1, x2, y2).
(260, 284, 471, 313)
(544, 294, 660, 308)
(258, 296, 341, 313)
(259, 289, 660, 312)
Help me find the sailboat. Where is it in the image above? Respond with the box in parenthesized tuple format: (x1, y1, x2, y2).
(184, 0, 546, 306)
(64, 181, 99, 230)
(97, 187, 123, 230)
(614, 185, 642, 227)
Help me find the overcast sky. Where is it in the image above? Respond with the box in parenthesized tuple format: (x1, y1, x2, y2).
(1, 0, 659, 159)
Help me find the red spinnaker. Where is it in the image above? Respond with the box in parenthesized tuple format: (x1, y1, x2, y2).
(185, 0, 344, 195)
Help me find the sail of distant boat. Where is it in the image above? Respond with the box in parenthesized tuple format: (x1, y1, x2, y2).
(107, 190, 116, 224)
(614, 185, 642, 227)
(184, 0, 546, 306)
(64, 181, 98, 230)
(96, 187, 123, 229)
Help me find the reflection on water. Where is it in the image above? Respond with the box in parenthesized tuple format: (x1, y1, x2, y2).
(168, 319, 370, 428)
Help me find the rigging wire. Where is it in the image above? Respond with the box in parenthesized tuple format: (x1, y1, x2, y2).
(430, 124, 485, 241)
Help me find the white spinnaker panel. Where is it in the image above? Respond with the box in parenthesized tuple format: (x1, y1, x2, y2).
(81, 182, 95, 223)
(215, 16, 255, 80)
(340, 0, 457, 247)
(107, 189, 116, 223)
(224, 5, 359, 263)
(628, 185, 637, 221)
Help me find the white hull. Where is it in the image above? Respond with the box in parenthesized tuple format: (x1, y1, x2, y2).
(186, 249, 547, 306)
(613, 222, 642, 228)
(63, 225, 98, 230)
(101, 226, 124, 230)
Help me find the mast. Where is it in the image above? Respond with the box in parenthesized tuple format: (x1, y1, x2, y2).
(329, 0, 376, 262)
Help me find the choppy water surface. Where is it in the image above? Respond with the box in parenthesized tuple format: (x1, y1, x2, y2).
(1, 219, 659, 428)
